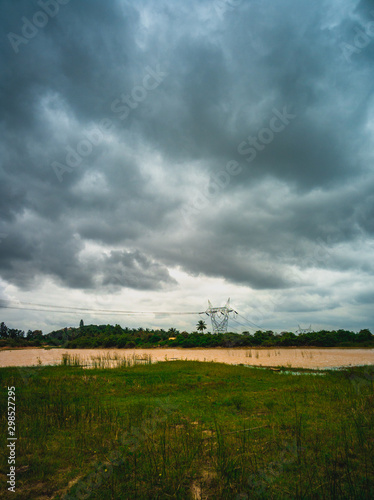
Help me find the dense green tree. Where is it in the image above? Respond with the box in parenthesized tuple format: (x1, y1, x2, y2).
(357, 329, 373, 342)
(0, 322, 8, 338)
(280, 331, 298, 346)
(8, 328, 24, 339)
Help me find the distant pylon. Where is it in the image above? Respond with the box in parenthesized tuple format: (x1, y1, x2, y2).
(296, 324, 313, 334)
(205, 298, 237, 334)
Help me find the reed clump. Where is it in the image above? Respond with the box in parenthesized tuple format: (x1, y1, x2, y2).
(60, 352, 152, 369)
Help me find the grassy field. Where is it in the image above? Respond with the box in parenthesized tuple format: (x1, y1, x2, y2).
(1, 358, 374, 499)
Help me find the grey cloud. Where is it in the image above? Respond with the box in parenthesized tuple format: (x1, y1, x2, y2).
(101, 249, 177, 290)
(0, 219, 174, 291)
(0, 0, 374, 330)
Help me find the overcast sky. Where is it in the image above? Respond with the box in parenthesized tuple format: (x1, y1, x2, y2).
(1, 0, 374, 334)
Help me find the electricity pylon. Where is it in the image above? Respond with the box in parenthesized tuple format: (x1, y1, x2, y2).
(205, 298, 237, 334)
(296, 324, 313, 334)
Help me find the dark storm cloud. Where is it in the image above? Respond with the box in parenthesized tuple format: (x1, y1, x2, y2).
(144, 174, 374, 290)
(101, 250, 177, 290)
(0, 217, 175, 290)
(0, 0, 373, 328)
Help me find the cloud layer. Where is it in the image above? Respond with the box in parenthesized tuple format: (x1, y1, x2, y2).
(1, 0, 374, 332)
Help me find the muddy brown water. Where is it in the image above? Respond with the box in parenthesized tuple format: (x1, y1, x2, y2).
(0, 347, 373, 369)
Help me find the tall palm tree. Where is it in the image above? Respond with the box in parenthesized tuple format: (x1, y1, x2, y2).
(196, 320, 207, 332)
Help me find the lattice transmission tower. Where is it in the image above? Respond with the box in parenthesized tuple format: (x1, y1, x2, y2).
(205, 298, 237, 334)
(296, 324, 313, 334)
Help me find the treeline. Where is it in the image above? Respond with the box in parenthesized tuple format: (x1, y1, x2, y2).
(0, 322, 43, 347)
(63, 326, 373, 348)
(1, 321, 372, 348)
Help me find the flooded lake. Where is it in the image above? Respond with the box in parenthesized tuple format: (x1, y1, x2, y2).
(1, 347, 374, 369)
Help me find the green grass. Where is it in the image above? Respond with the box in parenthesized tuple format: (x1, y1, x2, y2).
(1, 360, 374, 499)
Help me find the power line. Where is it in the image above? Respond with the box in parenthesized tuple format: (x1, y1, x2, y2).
(0, 299, 270, 332)
(226, 322, 241, 334)
(230, 317, 257, 333)
(236, 313, 267, 332)
(0, 299, 203, 316)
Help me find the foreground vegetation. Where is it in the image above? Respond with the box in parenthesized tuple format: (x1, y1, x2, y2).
(1, 321, 373, 349)
(1, 359, 374, 499)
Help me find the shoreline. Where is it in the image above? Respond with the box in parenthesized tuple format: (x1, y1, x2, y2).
(1, 345, 374, 351)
